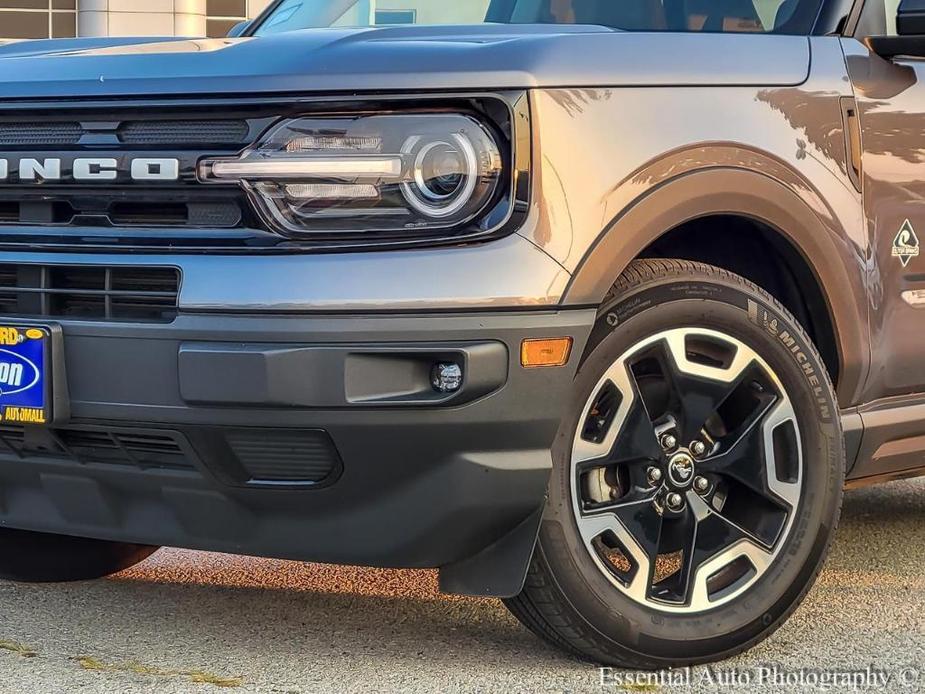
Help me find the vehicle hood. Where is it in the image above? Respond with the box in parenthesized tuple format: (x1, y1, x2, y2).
(0, 26, 810, 99)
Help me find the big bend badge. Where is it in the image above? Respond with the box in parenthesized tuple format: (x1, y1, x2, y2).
(893, 220, 920, 268)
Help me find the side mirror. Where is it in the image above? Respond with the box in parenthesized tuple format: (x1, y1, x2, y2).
(866, 0, 925, 58)
(226, 20, 251, 38)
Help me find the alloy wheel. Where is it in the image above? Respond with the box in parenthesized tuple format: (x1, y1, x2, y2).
(570, 327, 802, 613)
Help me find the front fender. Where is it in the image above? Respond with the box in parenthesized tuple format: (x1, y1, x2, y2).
(558, 167, 868, 405)
(521, 39, 869, 405)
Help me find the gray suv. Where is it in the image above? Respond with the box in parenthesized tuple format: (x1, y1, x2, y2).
(0, 0, 921, 669)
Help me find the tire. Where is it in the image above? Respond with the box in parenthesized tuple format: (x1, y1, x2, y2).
(505, 259, 844, 668)
(0, 528, 159, 582)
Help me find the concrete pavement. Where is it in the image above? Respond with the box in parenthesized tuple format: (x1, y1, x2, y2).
(0, 478, 922, 693)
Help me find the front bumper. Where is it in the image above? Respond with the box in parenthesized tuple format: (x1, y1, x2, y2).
(0, 307, 595, 597)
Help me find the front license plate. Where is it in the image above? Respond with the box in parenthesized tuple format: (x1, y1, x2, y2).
(0, 325, 52, 425)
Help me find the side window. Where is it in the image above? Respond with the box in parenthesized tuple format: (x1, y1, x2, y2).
(677, 0, 815, 33)
(856, 0, 902, 36)
(256, 0, 823, 35)
(511, 0, 821, 34)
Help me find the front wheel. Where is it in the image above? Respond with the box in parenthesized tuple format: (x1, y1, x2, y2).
(505, 259, 843, 667)
(0, 528, 158, 582)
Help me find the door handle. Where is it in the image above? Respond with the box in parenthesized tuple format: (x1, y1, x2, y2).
(840, 97, 863, 193)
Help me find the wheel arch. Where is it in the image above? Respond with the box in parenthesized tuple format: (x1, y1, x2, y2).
(562, 168, 869, 407)
(638, 216, 840, 388)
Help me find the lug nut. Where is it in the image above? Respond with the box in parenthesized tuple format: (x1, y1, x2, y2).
(666, 492, 684, 511)
(694, 476, 710, 493)
(647, 467, 663, 484)
(690, 440, 707, 457)
(660, 433, 678, 452)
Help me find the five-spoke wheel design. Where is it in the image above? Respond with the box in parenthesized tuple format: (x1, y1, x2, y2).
(571, 327, 802, 613)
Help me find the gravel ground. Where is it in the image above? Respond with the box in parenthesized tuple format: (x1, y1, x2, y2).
(0, 478, 922, 694)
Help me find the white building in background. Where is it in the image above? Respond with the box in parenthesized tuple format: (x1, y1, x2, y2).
(0, 0, 269, 40)
(0, 0, 485, 41)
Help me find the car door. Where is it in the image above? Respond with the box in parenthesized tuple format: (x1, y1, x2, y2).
(843, 0, 925, 399)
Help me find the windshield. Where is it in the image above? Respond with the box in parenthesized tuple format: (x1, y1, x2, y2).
(253, 0, 822, 36)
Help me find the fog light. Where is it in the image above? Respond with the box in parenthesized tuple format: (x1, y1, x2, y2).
(431, 362, 463, 393)
(521, 338, 573, 368)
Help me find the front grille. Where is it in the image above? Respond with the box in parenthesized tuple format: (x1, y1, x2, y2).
(0, 264, 179, 322)
(0, 106, 269, 244)
(0, 198, 244, 228)
(118, 119, 250, 145)
(0, 201, 16, 222)
(0, 122, 83, 146)
(0, 425, 196, 473)
(0, 119, 250, 146)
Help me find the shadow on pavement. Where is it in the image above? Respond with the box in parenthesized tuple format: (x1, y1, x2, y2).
(0, 479, 920, 691)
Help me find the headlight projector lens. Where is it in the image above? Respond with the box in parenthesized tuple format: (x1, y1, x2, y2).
(403, 136, 479, 218)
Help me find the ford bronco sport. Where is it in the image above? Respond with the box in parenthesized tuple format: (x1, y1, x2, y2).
(0, 0, 921, 669)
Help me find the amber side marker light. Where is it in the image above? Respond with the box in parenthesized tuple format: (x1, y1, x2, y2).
(521, 338, 573, 368)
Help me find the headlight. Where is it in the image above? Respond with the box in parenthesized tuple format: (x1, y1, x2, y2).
(200, 113, 505, 236)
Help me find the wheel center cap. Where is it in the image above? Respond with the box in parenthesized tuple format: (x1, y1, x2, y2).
(667, 453, 695, 488)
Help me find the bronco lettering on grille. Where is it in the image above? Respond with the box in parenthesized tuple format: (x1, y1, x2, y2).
(0, 157, 179, 182)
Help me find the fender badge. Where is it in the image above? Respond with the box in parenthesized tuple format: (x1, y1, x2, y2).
(893, 220, 920, 268)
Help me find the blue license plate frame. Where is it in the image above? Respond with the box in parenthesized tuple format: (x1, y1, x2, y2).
(0, 324, 55, 426)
